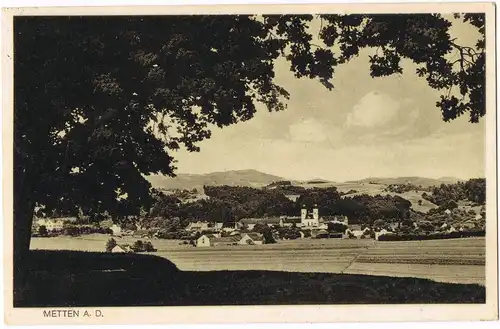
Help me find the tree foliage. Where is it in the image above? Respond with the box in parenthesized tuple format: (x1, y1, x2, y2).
(38, 225, 48, 237)
(105, 237, 117, 252)
(14, 14, 486, 257)
(422, 178, 486, 206)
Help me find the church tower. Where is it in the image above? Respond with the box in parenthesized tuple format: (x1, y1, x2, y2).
(313, 204, 319, 221)
(301, 205, 307, 220)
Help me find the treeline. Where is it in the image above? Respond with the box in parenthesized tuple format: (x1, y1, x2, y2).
(377, 230, 485, 241)
(40, 185, 416, 232)
(384, 183, 430, 194)
(141, 186, 413, 228)
(422, 178, 486, 206)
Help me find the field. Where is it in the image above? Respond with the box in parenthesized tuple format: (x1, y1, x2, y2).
(30, 235, 485, 285)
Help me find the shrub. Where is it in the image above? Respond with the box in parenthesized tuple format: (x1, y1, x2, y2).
(105, 238, 117, 252)
(132, 240, 145, 252)
(143, 241, 157, 252)
(377, 230, 485, 241)
(263, 230, 277, 244)
(38, 225, 48, 237)
(328, 222, 348, 233)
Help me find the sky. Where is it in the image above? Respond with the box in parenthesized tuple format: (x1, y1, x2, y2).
(171, 16, 486, 182)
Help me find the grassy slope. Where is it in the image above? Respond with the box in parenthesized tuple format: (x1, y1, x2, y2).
(14, 250, 485, 307)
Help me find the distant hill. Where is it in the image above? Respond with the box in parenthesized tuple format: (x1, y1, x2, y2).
(146, 169, 286, 191)
(147, 170, 466, 192)
(437, 176, 466, 185)
(305, 178, 331, 184)
(346, 177, 464, 188)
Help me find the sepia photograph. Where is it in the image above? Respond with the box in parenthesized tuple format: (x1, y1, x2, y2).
(2, 2, 498, 325)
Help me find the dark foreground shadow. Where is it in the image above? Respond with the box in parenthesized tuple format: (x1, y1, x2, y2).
(14, 250, 485, 307)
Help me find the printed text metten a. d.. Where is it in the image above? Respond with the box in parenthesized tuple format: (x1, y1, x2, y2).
(43, 309, 103, 318)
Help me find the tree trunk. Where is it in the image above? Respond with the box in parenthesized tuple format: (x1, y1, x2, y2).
(13, 170, 36, 290)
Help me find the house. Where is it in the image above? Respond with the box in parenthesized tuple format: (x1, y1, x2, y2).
(446, 226, 457, 233)
(327, 217, 348, 226)
(238, 218, 281, 229)
(111, 224, 122, 236)
(239, 233, 264, 245)
(212, 236, 241, 247)
(222, 227, 236, 233)
(36, 218, 65, 232)
(197, 234, 218, 247)
(212, 222, 224, 230)
(344, 227, 371, 239)
(54, 217, 78, 223)
(347, 224, 362, 232)
(388, 222, 399, 231)
(311, 229, 329, 239)
(186, 221, 209, 232)
(444, 209, 452, 215)
(462, 221, 477, 230)
(279, 216, 302, 228)
(111, 244, 133, 253)
(375, 229, 389, 240)
(324, 215, 349, 225)
(197, 234, 241, 247)
(284, 194, 301, 202)
(317, 223, 328, 230)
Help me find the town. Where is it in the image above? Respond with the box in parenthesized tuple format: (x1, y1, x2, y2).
(30, 177, 486, 252)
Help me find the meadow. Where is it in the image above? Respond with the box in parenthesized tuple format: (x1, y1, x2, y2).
(30, 235, 485, 285)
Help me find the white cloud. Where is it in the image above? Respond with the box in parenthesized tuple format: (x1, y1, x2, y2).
(289, 118, 328, 142)
(345, 91, 401, 127)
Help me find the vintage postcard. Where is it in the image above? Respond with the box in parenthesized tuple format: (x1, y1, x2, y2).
(2, 2, 498, 325)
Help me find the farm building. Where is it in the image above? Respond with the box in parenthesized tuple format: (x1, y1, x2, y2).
(111, 224, 122, 236)
(347, 224, 362, 231)
(222, 227, 236, 233)
(238, 218, 281, 229)
(323, 215, 349, 225)
(111, 244, 133, 253)
(239, 233, 264, 245)
(212, 222, 224, 230)
(56, 217, 78, 223)
(375, 229, 389, 240)
(344, 227, 371, 239)
(186, 221, 209, 232)
(279, 216, 302, 228)
(311, 229, 329, 239)
(197, 235, 241, 247)
(35, 218, 65, 232)
(284, 194, 301, 202)
(197, 234, 218, 247)
(447, 226, 457, 233)
(317, 223, 328, 230)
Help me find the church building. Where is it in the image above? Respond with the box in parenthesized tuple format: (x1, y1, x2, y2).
(301, 204, 320, 227)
